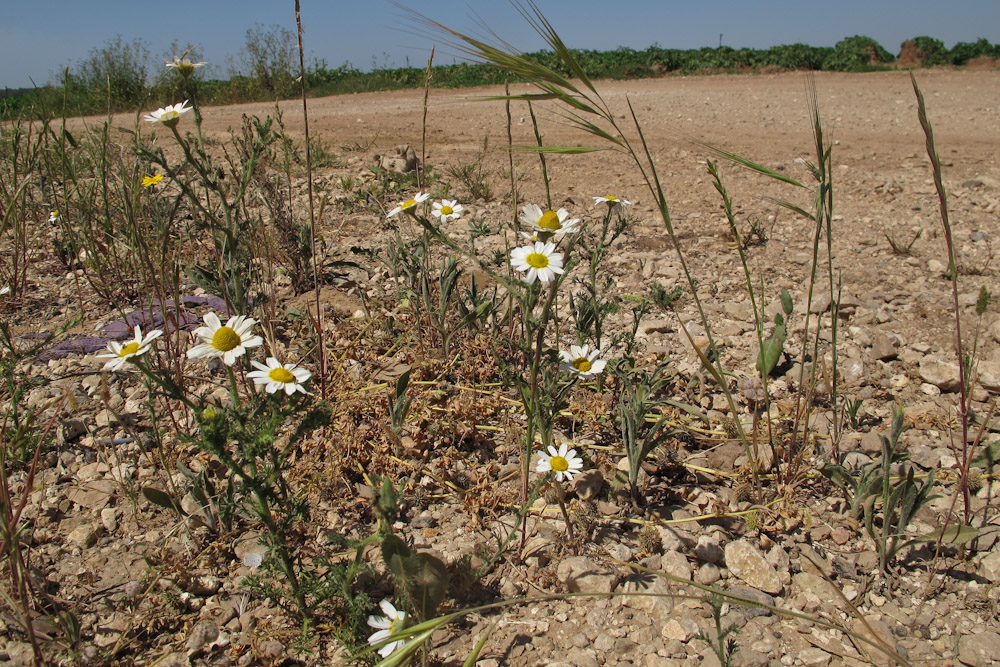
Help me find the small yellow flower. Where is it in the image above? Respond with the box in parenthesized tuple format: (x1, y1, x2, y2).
(166, 56, 207, 78)
(431, 199, 463, 222)
(559, 344, 607, 377)
(186, 312, 263, 366)
(144, 101, 192, 128)
(509, 241, 564, 284)
(593, 195, 632, 207)
(536, 444, 585, 482)
(387, 192, 430, 217)
(142, 174, 164, 188)
(48, 211, 60, 224)
(519, 204, 580, 236)
(97, 325, 162, 371)
(247, 357, 311, 395)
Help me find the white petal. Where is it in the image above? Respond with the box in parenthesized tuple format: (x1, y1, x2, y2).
(379, 600, 398, 618)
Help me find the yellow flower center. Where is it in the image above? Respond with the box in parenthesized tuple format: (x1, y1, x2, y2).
(605, 195, 618, 201)
(119, 342, 140, 357)
(550, 456, 569, 472)
(573, 358, 592, 373)
(537, 210, 561, 230)
(440, 205, 453, 215)
(211, 326, 242, 352)
(268, 367, 296, 383)
(525, 252, 550, 269)
(401, 199, 417, 209)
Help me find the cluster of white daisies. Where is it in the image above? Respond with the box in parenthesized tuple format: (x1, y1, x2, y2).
(98, 313, 311, 396)
(134, 98, 622, 654)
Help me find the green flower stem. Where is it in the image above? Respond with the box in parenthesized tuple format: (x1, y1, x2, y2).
(518, 279, 560, 554)
(522, 280, 560, 504)
(131, 358, 197, 412)
(554, 480, 576, 543)
(226, 365, 241, 407)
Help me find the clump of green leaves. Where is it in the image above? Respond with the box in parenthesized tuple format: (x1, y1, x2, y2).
(822, 35, 895, 72)
(141, 367, 331, 620)
(614, 359, 674, 510)
(445, 136, 494, 201)
(884, 228, 922, 256)
(820, 406, 964, 572)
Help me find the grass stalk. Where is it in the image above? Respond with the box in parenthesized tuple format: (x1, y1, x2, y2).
(911, 73, 973, 525)
(294, 0, 327, 398)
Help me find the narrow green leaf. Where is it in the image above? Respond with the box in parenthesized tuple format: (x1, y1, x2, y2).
(693, 142, 806, 187)
(142, 487, 183, 514)
(462, 622, 498, 667)
(770, 198, 815, 221)
(907, 523, 979, 546)
(511, 144, 600, 154)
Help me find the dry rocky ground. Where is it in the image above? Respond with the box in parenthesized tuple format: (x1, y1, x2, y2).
(3, 67, 1000, 666)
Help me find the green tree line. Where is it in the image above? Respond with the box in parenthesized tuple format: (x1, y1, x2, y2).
(2, 27, 997, 121)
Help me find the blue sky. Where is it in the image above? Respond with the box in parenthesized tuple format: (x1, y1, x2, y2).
(3, 1, 998, 89)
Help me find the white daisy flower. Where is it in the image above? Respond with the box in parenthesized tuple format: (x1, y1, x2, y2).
(367, 600, 407, 658)
(536, 443, 585, 482)
(593, 195, 632, 207)
(166, 56, 207, 78)
(431, 199, 463, 223)
(519, 204, 580, 236)
(559, 344, 607, 377)
(387, 192, 430, 217)
(48, 211, 60, 224)
(143, 100, 192, 128)
(246, 357, 311, 395)
(186, 312, 263, 366)
(509, 241, 564, 284)
(98, 325, 163, 371)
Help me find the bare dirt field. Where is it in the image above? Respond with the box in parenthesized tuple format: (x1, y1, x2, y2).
(6, 67, 1000, 666)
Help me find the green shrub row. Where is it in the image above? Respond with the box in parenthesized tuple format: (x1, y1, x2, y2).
(3, 35, 998, 121)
